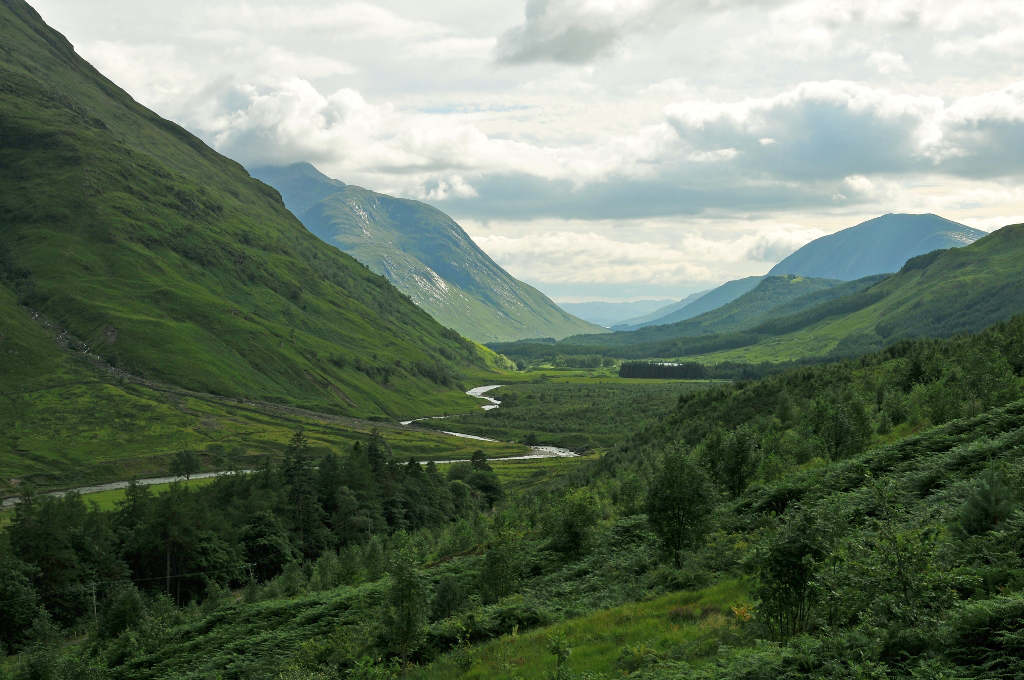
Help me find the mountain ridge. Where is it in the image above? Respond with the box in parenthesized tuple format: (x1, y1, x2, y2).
(768, 212, 985, 280)
(250, 163, 603, 343)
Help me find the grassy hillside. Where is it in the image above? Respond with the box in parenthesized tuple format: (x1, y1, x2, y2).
(769, 212, 985, 280)
(0, 0, 500, 421)
(696, 222, 1024, 363)
(250, 164, 603, 343)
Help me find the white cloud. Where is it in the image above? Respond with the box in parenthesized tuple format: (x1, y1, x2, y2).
(867, 51, 910, 75)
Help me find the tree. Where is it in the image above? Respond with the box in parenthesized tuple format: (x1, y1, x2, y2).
(955, 464, 1017, 537)
(754, 509, 822, 639)
(550, 488, 601, 557)
(700, 426, 759, 497)
(431, 574, 465, 620)
(169, 450, 200, 480)
(646, 450, 716, 566)
(479, 529, 521, 604)
(385, 549, 427, 665)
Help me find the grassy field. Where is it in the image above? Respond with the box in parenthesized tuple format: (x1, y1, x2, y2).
(411, 579, 750, 680)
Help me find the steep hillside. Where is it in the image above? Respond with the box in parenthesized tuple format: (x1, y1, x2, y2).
(769, 213, 985, 280)
(623, 276, 765, 329)
(557, 299, 675, 327)
(0, 0, 498, 419)
(250, 164, 603, 343)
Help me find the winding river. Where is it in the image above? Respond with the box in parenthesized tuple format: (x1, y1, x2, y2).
(401, 384, 580, 463)
(2, 386, 578, 509)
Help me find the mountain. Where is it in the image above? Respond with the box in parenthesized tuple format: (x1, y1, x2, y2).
(569, 274, 873, 347)
(557, 299, 675, 327)
(611, 290, 710, 330)
(625, 276, 766, 329)
(249, 164, 603, 343)
(0, 0, 501, 420)
(769, 213, 985, 280)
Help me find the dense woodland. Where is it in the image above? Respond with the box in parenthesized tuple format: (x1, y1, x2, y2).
(2, 315, 1023, 678)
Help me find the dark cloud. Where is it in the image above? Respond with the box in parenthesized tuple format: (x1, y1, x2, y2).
(433, 172, 843, 221)
(495, 0, 675, 64)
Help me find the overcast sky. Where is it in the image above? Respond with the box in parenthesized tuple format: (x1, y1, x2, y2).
(31, 0, 1024, 301)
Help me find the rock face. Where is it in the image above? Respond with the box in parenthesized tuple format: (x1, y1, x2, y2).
(251, 164, 603, 343)
(768, 213, 986, 281)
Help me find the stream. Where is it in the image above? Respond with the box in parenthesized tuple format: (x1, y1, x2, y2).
(401, 384, 580, 462)
(2, 385, 578, 509)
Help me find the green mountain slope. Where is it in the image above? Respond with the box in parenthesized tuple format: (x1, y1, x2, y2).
(769, 212, 985, 280)
(0, 0, 499, 419)
(622, 276, 765, 330)
(249, 164, 603, 343)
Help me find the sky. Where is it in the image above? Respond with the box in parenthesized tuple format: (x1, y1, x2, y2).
(30, 0, 1024, 302)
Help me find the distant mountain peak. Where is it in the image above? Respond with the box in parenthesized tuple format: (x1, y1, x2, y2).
(250, 164, 603, 343)
(768, 213, 986, 281)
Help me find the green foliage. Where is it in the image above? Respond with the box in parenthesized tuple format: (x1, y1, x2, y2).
(646, 451, 715, 565)
(168, 450, 199, 480)
(753, 510, 822, 639)
(418, 380, 714, 451)
(954, 463, 1018, 537)
(548, 488, 601, 557)
(385, 548, 428, 664)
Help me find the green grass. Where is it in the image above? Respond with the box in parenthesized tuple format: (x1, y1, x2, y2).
(411, 579, 750, 680)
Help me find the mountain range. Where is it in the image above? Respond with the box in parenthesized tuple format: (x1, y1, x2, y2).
(613, 212, 985, 331)
(556, 299, 675, 327)
(498, 222, 1024, 364)
(250, 163, 602, 343)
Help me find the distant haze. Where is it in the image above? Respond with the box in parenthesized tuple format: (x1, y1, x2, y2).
(30, 0, 1024, 299)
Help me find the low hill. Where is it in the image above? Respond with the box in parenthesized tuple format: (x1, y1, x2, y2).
(250, 164, 604, 343)
(769, 212, 985, 280)
(0, 0, 500, 420)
